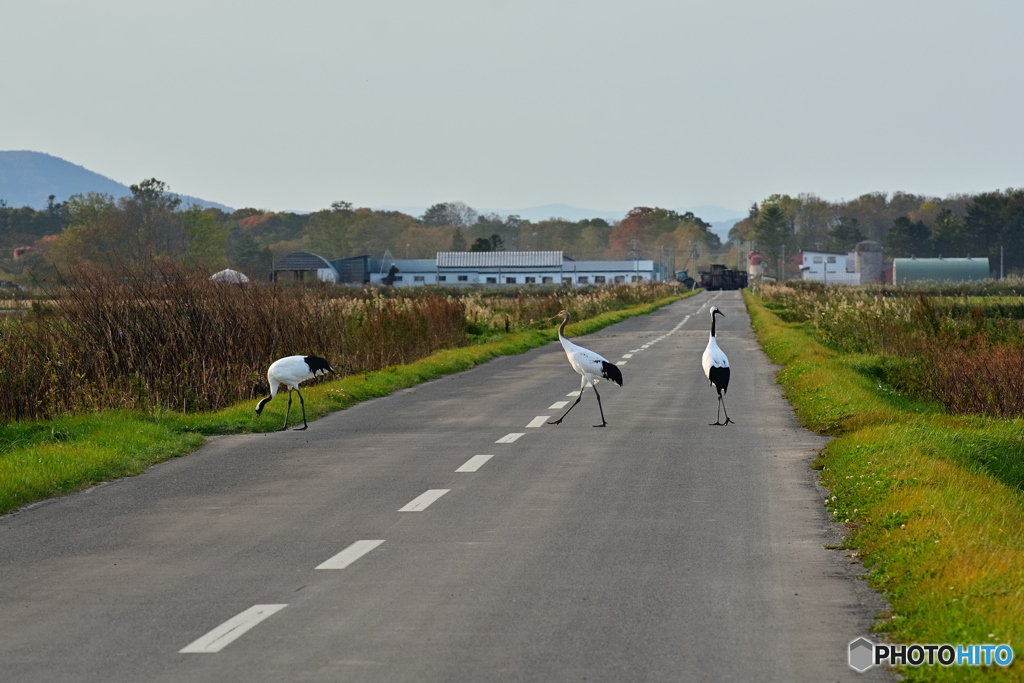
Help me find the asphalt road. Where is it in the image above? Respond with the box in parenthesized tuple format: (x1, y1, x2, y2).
(0, 291, 892, 682)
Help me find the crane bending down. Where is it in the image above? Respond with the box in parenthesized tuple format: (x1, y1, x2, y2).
(255, 355, 335, 431)
(702, 306, 733, 425)
(547, 309, 623, 427)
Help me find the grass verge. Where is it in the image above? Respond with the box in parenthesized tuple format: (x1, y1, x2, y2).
(745, 290, 1024, 681)
(0, 290, 698, 516)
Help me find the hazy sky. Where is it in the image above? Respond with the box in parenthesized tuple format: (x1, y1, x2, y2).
(4, 1, 1023, 213)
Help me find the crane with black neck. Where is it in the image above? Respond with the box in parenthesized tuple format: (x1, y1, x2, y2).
(702, 306, 733, 426)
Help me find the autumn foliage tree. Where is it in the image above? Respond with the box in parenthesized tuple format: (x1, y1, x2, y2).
(608, 207, 721, 259)
(608, 207, 657, 255)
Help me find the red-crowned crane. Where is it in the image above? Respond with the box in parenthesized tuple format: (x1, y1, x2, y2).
(547, 309, 623, 427)
(255, 355, 335, 431)
(702, 306, 733, 425)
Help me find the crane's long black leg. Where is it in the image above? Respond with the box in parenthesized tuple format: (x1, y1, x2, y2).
(279, 390, 293, 431)
(549, 394, 582, 425)
(710, 391, 723, 426)
(293, 389, 308, 430)
(548, 377, 586, 425)
(721, 393, 734, 425)
(591, 382, 607, 427)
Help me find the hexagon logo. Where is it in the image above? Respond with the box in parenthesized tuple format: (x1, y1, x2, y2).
(849, 637, 875, 672)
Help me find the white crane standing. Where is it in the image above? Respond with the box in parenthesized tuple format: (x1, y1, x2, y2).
(255, 355, 335, 431)
(547, 309, 623, 427)
(702, 306, 733, 425)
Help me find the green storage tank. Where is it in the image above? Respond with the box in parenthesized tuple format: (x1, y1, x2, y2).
(892, 257, 990, 283)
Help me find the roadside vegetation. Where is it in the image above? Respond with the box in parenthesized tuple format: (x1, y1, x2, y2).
(746, 282, 1024, 681)
(0, 278, 696, 515)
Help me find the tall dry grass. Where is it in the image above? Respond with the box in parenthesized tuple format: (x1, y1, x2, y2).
(0, 262, 466, 420)
(758, 281, 1024, 417)
(463, 282, 679, 332)
(1, 266, 679, 422)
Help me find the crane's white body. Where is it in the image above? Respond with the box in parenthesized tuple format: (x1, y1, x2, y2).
(559, 334, 611, 386)
(266, 355, 326, 396)
(549, 311, 622, 427)
(256, 355, 334, 430)
(701, 334, 729, 378)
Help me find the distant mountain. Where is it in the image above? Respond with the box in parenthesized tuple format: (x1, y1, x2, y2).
(677, 205, 745, 223)
(0, 151, 233, 211)
(496, 204, 624, 222)
(708, 218, 742, 242)
(374, 203, 743, 227)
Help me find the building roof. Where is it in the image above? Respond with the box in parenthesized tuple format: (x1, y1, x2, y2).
(275, 252, 334, 271)
(369, 258, 437, 274)
(436, 251, 563, 267)
(562, 260, 654, 271)
(854, 240, 883, 252)
(892, 257, 990, 283)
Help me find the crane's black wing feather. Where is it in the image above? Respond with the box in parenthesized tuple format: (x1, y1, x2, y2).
(708, 365, 730, 394)
(601, 361, 623, 386)
(304, 355, 335, 377)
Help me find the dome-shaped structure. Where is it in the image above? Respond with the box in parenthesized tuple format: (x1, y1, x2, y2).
(272, 252, 338, 283)
(210, 268, 250, 283)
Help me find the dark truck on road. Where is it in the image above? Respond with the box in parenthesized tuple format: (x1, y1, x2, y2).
(698, 264, 748, 290)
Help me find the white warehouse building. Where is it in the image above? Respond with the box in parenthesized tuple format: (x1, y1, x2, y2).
(797, 250, 861, 286)
(276, 251, 662, 287)
(431, 251, 657, 286)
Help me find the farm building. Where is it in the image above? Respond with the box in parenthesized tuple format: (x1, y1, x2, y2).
(270, 252, 339, 283)
(854, 240, 884, 284)
(274, 251, 661, 287)
(797, 250, 861, 285)
(892, 257, 990, 283)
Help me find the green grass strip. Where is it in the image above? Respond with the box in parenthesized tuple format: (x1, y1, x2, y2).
(745, 290, 1024, 682)
(0, 290, 698, 515)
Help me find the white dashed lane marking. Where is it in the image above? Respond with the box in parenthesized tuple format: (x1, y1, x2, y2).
(496, 433, 525, 443)
(622, 354, 633, 358)
(399, 489, 450, 512)
(316, 540, 385, 569)
(548, 401, 569, 410)
(526, 416, 549, 428)
(567, 391, 581, 397)
(456, 454, 494, 472)
(180, 604, 287, 654)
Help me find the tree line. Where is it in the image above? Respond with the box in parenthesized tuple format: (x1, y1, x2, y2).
(1, 184, 723, 284)
(731, 189, 1024, 278)
(9, 179, 1019, 285)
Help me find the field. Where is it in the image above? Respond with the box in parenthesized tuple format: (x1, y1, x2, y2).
(0, 262, 685, 421)
(747, 282, 1024, 681)
(0, 267, 695, 514)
